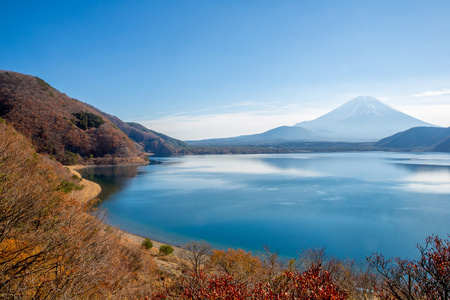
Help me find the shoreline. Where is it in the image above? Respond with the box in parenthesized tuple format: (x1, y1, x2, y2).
(67, 166, 102, 204)
(67, 164, 185, 257)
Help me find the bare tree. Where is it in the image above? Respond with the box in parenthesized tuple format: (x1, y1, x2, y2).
(260, 245, 282, 284)
(181, 240, 213, 273)
(367, 235, 450, 300)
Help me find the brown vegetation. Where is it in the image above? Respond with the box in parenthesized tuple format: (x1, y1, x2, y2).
(149, 237, 450, 299)
(368, 235, 450, 299)
(87, 108, 191, 156)
(0, 70, 148, 165)
(0, 121, 157, 299)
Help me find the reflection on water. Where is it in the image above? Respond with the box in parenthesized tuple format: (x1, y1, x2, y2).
(87, 152, 450, 260)
(79, 165, 139, 201)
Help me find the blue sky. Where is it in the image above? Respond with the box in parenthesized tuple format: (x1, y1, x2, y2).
(1, 0, 450, 139)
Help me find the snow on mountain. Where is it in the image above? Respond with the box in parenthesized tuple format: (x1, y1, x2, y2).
(294, 96, 436, 141)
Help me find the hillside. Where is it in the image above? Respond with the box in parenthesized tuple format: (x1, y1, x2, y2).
(85, 103, 189, 156)
(0, 119, 157, 298)
(0, 70, 149, 164)
(376, 126, 450, 152)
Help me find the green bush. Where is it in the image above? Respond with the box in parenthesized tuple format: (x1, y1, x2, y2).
(58, 151, 80, 165)
(142, 238, 153, 250)
(57, 180, 84, 193)
(73, 111, 105, 130)
(159, 244, 174, 256)
(71, 174, 82, 183)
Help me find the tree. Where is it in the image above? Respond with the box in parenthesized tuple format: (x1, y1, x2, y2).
(208, 248, 263, 282)
(159, 244, 174, 256)
(181, 240, 213, 273)
(260, 245, 282, 284)
(367, 235, 450, 300)
(142, 238, 153, 250)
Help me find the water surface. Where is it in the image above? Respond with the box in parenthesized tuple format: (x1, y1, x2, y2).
(80, 152, 450, 260)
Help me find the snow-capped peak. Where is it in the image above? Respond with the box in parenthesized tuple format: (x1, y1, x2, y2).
(293, 96, 435, 141)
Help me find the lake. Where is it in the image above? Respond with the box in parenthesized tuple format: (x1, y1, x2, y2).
(80, 152, 450, 260)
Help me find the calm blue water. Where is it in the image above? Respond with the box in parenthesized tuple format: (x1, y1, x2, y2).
(80, 152, 450, 260)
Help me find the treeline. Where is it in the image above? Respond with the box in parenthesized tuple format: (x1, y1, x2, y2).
(182, 142, 380, 155)
(0, 121, 156, 299)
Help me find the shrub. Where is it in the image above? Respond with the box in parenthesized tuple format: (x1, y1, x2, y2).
(71, 174, 82, 182)
(57, 180, 84, 193)
(159, 244, 174, 256)
(142, 238, 153, 250)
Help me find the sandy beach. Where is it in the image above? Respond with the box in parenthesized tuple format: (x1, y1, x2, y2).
(67, 166, 102, 204)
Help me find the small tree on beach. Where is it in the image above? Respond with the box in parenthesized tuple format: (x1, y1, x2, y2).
(159, 245, 174, 256)
(142, 238, 153, 250)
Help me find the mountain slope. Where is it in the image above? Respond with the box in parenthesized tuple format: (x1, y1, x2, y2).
(85, 103, 189, 156)
(188, 126, 317, 146)
(0, 120, 157, 298)
(433, 136, 450, 152)
(294, 96, 435, 141)
(0, 70, 148, 164)
(376, 127, 450, 152)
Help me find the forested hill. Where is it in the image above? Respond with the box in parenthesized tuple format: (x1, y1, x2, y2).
(0, 70, 178, 164)
(0, 118, 157, 298)
(85, 104, 191, 156)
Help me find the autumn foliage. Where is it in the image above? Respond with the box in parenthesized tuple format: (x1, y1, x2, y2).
(0, 70, 147, 165)
(147, 247, 350, 299)
(0, 122, 156, 299)
(368, 235, 450, 299)
(150, 266, 347, 299)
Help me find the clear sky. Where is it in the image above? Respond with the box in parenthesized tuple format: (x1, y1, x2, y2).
(1, 0, 449, 140)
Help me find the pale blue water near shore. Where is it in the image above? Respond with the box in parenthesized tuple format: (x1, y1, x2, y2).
(80, 152, 450, 260)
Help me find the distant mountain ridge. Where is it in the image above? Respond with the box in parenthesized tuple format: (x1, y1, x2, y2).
(376, 127, 450, 152)
(188, 126, 317, 146)
(190, 96, 437, 146)
(294, 96, 435, 141)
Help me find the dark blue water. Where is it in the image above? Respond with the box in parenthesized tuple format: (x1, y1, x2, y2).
(80, 152, 450, 260)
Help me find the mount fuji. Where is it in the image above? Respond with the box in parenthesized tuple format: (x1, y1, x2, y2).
(294, 96, 436, 141)
(189, 96, 437, 146)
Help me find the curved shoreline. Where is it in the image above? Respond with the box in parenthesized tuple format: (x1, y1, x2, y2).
(66, 165, 185, 257)
(67, 166, 102, 203)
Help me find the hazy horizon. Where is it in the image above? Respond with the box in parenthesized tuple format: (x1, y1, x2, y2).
(1, 1, 449, 140)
